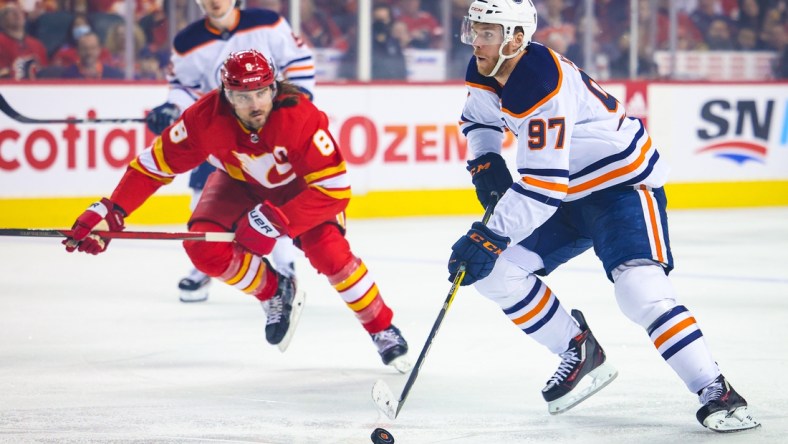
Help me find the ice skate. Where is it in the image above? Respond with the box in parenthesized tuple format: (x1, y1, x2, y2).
(371, 324, 411, 373)
(261, 271, 305, 352)
(696, 374, 760, 432)
(542, 309, 618, 414)
(178, 268, 211, 303)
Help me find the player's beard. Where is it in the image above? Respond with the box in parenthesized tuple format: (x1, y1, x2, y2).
(474, 54, 497, 77)
(241, 110, 268, 132)
(476, 57, 495, 76)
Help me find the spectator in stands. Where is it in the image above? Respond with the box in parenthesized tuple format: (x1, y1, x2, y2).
(655, 0, 704, 50)
(706, 17, 736, 49)
(761, 18, 787, 51)
(50, 12, 112, 67)
(300, 0, 348, 51)
(609, 30, 659, 79)
(139, 0, 191, 54)
(566, 16, 612, 80)
(533, 0, 576, 49)
(372, 2, 408, 78)
(691, 0, 734, 39)
(0, 2, 48, 79)
(59, 31, 124, 79)
(395, 0, 443, 49)
(735, 26, 762, 50)
(137, 46, 165, 80)
(737, 0, 765, 34)
(340, 3, 406, 80)
(327, 0, 357, 36)
(104, 21, 146, 73)
(447, 0, 473, 78)
(589, 0, 628, 56)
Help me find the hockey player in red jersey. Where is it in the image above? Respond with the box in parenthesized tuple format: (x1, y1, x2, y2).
(446, 0, 759, 433)
(145, 0, 316, 303)
(63, 49, 410, 372)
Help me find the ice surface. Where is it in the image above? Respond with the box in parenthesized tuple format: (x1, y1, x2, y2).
(1, 208, 786, 443)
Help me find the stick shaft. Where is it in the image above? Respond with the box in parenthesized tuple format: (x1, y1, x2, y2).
(0, 228, 235, 242)
(393, 192, 500, 417)
(0, 94, 145, 124)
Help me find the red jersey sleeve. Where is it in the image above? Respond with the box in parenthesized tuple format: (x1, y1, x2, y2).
(277, 106, 351, 237)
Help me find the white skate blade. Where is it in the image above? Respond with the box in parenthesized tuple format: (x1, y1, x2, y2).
(548, 361, 618, 415)
(371, 379, 399, 420)
(179, 284, 210, 303)
(388, 354, 412, 374)
(703, 406, 761, 433)
(277, 289, 306, 353)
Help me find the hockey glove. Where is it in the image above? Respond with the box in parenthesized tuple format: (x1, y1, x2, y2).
(235, 201, 291, 256)
(448, 222, 509, 286)
(467, 152, 513, 209)
(145, 102, 180, 135)
(63, 198, 126, 255)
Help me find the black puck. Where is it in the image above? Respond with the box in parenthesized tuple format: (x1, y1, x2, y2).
(370, 427, 395, 444)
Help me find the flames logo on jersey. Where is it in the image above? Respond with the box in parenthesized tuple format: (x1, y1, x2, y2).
(234, 147, 296, 188)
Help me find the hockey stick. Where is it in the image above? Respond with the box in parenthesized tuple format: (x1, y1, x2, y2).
(372, 192, 500, 420)
(0, 228, 235, 242)
(0, 93, 145, 124)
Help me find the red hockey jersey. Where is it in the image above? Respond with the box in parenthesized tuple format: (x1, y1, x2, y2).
(111, 89, 350, 236)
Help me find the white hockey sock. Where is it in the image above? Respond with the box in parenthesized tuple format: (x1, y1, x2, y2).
(647, 305, 720, 393)
(501, 278, 580, 354)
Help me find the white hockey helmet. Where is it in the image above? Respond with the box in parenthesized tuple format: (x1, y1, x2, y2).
(462, 0, 538, 46)
(461, 0, 538, 77)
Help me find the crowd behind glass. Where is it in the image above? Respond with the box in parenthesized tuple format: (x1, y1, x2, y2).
(1, 0, 787, 81)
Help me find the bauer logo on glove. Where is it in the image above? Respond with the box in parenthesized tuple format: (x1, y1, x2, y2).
(249, 209, 280, 237)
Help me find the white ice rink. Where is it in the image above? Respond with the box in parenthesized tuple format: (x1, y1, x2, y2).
(1, 207, 787, 443)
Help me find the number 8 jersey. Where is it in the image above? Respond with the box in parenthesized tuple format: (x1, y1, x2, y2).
(115, 88, 349, 238)
(460, 42, 669, 243)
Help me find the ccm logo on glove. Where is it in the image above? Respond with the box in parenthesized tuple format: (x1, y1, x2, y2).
(469, 232, 505, 255)
(468, 161, 492, 177)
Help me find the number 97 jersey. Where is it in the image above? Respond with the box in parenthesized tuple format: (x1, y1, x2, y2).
(460, 42, 669, 242)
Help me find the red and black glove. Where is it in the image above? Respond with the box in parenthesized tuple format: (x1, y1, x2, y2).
(63, 198, 126, 255)
(235, 201, 290, 256)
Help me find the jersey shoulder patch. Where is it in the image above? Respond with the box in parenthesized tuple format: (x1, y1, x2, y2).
(501, 43, 562, 117)
(464, 56, 502, 96)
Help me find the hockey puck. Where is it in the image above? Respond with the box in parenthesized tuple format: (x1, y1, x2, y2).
(370, 427, 394, 444)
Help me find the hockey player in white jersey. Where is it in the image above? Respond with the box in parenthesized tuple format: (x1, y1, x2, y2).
(447, 0, 759, 432)
(145, 0, 315, 304)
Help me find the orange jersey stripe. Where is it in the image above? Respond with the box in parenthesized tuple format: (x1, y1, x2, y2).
(522, 176, 569, 193)
(568, 138, 652, 194)
(640, 185, 664, 262)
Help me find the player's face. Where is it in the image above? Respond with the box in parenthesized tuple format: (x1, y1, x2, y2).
(467, 22, 504, 76)
(199, 0, 234, 19)
(226, 86, 275, 131)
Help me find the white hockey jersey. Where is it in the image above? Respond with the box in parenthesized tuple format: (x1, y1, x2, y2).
(460, 43, 669, 244)
(166, 8, 315, 111)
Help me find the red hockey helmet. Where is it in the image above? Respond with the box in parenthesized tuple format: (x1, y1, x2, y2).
(221, 49, 275, 92)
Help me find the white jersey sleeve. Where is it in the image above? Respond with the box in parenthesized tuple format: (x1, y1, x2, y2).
(462, 43, 668, 244)
(166, 8, 315, 111)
